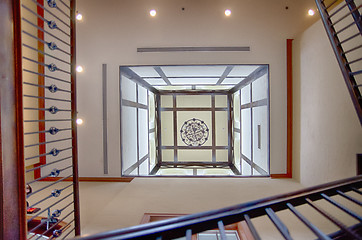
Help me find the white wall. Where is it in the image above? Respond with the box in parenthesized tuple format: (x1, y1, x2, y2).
(75, 0, 318, 176)
(293, 19, 362, 186)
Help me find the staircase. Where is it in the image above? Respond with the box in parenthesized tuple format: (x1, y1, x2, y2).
(315, 0, 362, 125)
(72, 176, 362, 240)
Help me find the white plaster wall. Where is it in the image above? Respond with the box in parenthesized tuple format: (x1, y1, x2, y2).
(75, 0, 318, 176)
(293, 20, 362, 186)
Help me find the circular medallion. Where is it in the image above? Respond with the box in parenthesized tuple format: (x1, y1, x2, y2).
(180, 118, 209, 146)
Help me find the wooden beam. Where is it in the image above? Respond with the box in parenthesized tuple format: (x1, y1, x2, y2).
(229, 65, 268, 93)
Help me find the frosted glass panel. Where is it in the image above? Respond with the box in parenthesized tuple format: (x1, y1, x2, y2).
(149, 132, 156, 167)
(161, 112, 173, 145)
(161, 95, 173, 108)
(122, 106, 137, 173)
(149, 93, 155, 129)
(121, 76, 136, 102)
(138, 109, 149, 159)
(215, 95, 227, 108)
(253, 106, 268, 174)
(242, 160, 251, 175)
(216, 150, 228, 162)
(162, 149, 174, 162)
(139, 160, 149, 175)
(215, 111, 228, 146)
(234, 132, 240, 170)
(241, 85, 250, 104)
(252, 74, 268, 102)
(233, 91, 240, 126)
(178, 150, 212, 162)
(241, 108, 251, 159)
(177, 95, 211, 108)
(138, 85, 148, 105)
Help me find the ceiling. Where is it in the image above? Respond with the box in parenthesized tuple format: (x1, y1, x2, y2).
(122, 65, 266, 91)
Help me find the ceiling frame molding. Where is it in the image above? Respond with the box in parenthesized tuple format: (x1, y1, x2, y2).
(120, 67, 159, 94)
(154, 66, 171, 85)
(216, 66, 234, 85)
(229, 65, 268, 94)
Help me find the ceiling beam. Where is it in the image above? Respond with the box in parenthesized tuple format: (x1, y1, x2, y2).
(216, 66, 234, 85)
(154, 66, 171, 85)
(120, 67, 159, 94)
(229, 65, 268, 94)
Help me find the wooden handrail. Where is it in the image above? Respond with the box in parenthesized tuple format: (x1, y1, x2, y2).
(72, 176, 361, 240)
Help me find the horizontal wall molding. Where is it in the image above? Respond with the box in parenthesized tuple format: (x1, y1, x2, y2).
(137, 47, 250, 53)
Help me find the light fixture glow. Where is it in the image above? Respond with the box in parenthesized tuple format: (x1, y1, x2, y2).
(308, 9, 315, 16)
(76, 118, 83, 125)
(76, 13, 83, 21)
(76, 66, 83, 72)
(225, 9, 231, 16)
(150, 9, 157, 17)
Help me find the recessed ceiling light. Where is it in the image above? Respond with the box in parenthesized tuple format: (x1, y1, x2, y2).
(76, 66, 83, 72)
(225, 9, 231, 16)
(76, 13, 83, 21)
(76, 118, 83, 125)
(308, 9, 315, 16)
(150, 9, 157, 17)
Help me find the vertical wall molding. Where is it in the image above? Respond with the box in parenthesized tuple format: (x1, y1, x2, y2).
(271, 39, 293, 178)
(102, 64, 108, 174)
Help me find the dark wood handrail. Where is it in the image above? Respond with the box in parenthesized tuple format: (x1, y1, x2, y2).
(72, 176, 362, 240)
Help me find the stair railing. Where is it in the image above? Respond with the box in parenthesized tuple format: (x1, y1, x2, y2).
(315, 0, 362, 125)
(72, 176, 362, 240)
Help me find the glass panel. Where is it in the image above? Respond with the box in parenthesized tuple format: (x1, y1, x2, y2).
(216, 150, 228, 162)
(149, 132, 156, 168)
(252, 106, 268, 174)
(240, 84, 250, 105)
(241, 108, 251, 160)
(215, 95, 227, 108)
(242, 159, 251, 175)
(129, 66, 159, 77)
(161, 149, 174, 162)
(161, 95, 173, 108)
(122, 106, 137, 174)
(252, 73, 268, 102)
(178, 150, 212, 162)
(121, 75, 136, 102)
(233, 91, 240, 126)
(138, 109, 149, 159)
(138, 85, 148, 105)
(215, 111, 228, 146)
(228, 65, 259, 77)
(177, 95, 211, 108)
(234, 132, 240, 171)
(139, 160, 149, 175)
(161, 111, 173, 146)
(169, 77, 219, 85)
(149, 92, 155, 129)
